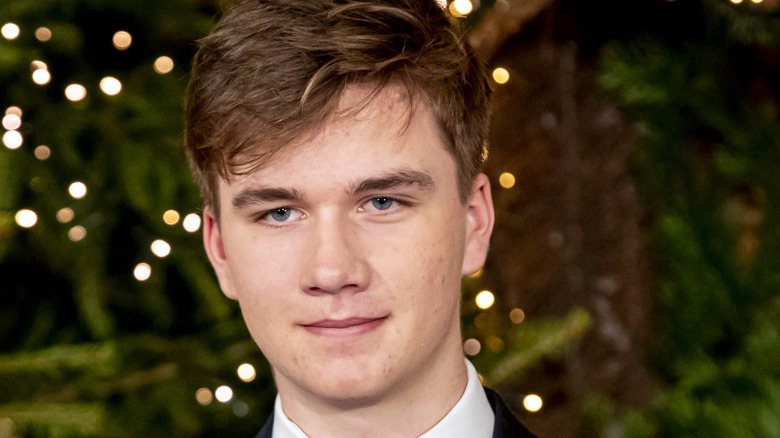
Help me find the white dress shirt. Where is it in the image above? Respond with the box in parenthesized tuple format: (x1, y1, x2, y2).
(272, 359, 494, 438)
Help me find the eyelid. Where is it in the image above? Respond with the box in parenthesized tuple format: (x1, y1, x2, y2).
(254, 206, 305, 226)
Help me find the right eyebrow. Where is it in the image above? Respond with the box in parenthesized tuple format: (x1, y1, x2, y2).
(231, 187, 303, 210)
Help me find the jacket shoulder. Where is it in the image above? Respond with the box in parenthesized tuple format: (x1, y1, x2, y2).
(485, 387, 538, 438)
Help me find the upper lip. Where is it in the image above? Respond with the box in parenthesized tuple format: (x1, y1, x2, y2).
(303, 317, 385, 328)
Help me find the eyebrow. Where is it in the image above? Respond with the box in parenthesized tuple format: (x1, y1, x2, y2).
(350, 169, 435, 195)
(232, 187, 303, 210)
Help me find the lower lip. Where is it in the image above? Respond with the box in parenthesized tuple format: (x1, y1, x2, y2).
(302, 318, 386, 338)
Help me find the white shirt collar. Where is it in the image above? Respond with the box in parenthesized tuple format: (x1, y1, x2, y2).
(271, 359, 494, 438)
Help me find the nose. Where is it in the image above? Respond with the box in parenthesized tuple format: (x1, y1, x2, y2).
(299, 216, 370, 296)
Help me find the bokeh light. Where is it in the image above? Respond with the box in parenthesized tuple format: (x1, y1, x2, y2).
(69, 182, 87, 199)
(499, 172, 516, 189)
(467, 267, 483, 278)
(195, 388, 213, 406)
(34, 145, 51, 160)
(15, 209, 37, 228)
(510, 308, 526, 324)
(163, 210, 180, 225)
(134, 263, 151, 281)
(100, 76, 122, 95)
(183, 213, 201, 232)
(492, 67, 510, 84)
(65, 84, 87, 102)
(112, 31, 132, 50)
(154, 56, 174, 74)
(475, 290, 495, 309)
(237, 363, 256, 382)
(233, 401, 249, 417)
(151, 239, 171, 258)
(523, 394, 543, 412)
(450, 0, 473, 16)
(6, 106, 22, 117)
(2, 114, 21, 131)
(32, 69, 51, 85)
(215, 386, 233, 403)
(463, 338, 481, 356)
(3, 131, 23, 149)
(2, 23, 20, 40)
(56, 208, 75, 223)
(68, 225, 87, 242)
(35, 27, 52, 42)
(486, 335, 505, 352)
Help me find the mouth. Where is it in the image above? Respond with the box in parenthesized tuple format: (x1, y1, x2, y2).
(301, 316, 387, 337)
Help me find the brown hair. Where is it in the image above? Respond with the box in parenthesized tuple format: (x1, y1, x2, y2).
(185, 0, 491, 217)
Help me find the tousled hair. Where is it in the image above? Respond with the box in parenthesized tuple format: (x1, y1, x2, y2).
(185, 0, 491, 217)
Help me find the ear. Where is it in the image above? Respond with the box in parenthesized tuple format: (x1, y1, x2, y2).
(202, 206, 238, 300)
(462, 173, 495, 276)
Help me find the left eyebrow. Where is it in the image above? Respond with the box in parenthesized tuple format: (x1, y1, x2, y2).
(350, 169, 435, 195)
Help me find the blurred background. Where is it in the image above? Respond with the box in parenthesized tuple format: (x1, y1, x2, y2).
(1, 0, 779, 436)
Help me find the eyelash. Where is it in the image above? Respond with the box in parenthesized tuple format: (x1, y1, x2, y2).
(254, 196, 408, 227)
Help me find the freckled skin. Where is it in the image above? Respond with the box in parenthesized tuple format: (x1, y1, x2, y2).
(203, 86, 494, 437)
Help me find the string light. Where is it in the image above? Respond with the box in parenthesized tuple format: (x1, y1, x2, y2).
(15, 209, 38, 228)
(112, 31, 132, 50)
(233, 401, 249, 417)
(35, 27, 52, 42)
(3, 131, 23, 149)
(499, 172, 516, 189)
(195, 388, 213, 406)
(449, 0, 473, 16)
(237, 363, 257, 382)
(65, 84, 87, 102)
(215, 386, 233, 403)
(134, 263, 151, 281)
(1, 23, 20, 40)
(463, 338, 481, 356)
(730, 0, 743, 3)
(151, 239, 171, 258)
(69, 182, 87, 199)
(5, 106, 22, 117)
(68, 225, 87, 241)
(100, 76, 122, 95)
(486, 335, 504, 352)
(510, 308, 526, 324)
(34, 145, 51, 160)
(56, 208, 75, 223)
(163, 210, 180, 225)
(183, 213, 201, 232)
(154, 56, 174, 74)
(2, 114, 21, 131)
(523, 394, 543, 412)
(492, 67, 510, 84)
(32, 69, 51, 85)
(475, 290, 495, 309)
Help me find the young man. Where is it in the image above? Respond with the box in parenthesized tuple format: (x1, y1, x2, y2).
(185, 1, 536, 437)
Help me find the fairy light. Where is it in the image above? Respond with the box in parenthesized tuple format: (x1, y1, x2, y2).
(69, 182, 87, 199)
(32, 69, 51, 85)
(3, 131, 23, 149)
(499, 172, 516, 189)
(523, 394, 543, 412)
(154, 56, 174, 74)
(68, 225, 87, 241)
(463, 338, 481, 356)
(2, 114, 21, 131)
(450, 0, 473, 16)
(112, 31, 132, 50)
(15, 209, 37, 228)
(492, 67, 510, 84)
(35, 27, 52, 42)
(134, 263, 151, 281)
(215, 386, 233, 403)
(2, 23, 20, 40)
(163, 210, 180, 225)
(730, 0, 743, 3)
(6, 106, 22, 117)
(65, 84, 87, 102)
(233, 401, 249, 417)
(151, 239, 171, 258)
(99, 76, 122, 96)
(34, 145, 51, 160)
(510, 308, 526, 324)
(195, 388, 213, 406)
(475, 290, 495, 309)
(237, 363, 257, 382)
(486, 335, 504, 352)
(183, 213, 201, 232)
(56, 208, 75, 223)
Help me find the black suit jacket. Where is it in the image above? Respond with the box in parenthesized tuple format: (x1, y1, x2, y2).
(254, 387, 537, 438)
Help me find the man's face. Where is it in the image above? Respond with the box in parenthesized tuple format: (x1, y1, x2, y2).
(203, 87, 494, 406)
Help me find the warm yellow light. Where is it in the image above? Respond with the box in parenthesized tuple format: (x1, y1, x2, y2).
(467, 267, 483, 278)
(523, 394, 543, 412)
(463, 338, 481, 356)
(65, 84, 87, 102)
(486, 335, 505, 352)
(499, 172, 516, 189)
(481, 144, 489, 162)
(3, 131, 23, 149)
(35, 27, 52, 42)
(2, 114, 21, 131)
(69, 182, 87, 199)
(5, 106, 22, 117)
(2, 23, 20, 40)
(510, 308, 525, 324)
(163, 210, 180, 225)
(56, 208, 75, 223)
(31, 60, 48, 71)
(492, 67, 510, 84)
(113, 31, 132, 50)
(100, 76, 122, 96)
(151, 239, 171, 258)
(475, 290, 495, 310)
(215, 385, 233, 403)
(451, 0, 473, 15)
(34, 145, 51, 160)
(153, 56, 175, 74)
(134, 263, 151, 281)
(15, 209, 37, 228)
(751, 0, 763, 3)
(237, 363, 257, 382)
(195, 388, 213, 406)
(68, 225, 87, 242)
(730, 0, 743, 3)
(32, 69, 51, 85)
(183, 213, 201, 232)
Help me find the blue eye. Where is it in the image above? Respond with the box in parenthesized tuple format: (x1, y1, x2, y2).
(269, 208, 291, 222)
(371, 197, 394, 211)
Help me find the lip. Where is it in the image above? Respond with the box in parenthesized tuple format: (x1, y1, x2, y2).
(301, 316, 387, 338)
